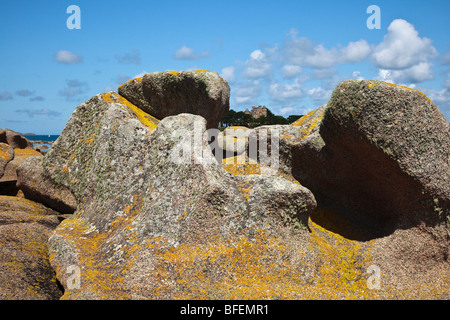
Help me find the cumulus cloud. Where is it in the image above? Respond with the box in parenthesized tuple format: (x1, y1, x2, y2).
(281, 65, 302, 79)
(234, 80, 262, 104)
(15, 108, 61, 118)
(283, 37, 370, 68)
(372, 19, 438, 70)
(269, 78, 303, 104)
(351, 71, 365, 80)
(243, 50, 271, 78)
(220, 66, 235, 83)
(376, 69, 394, 83)
(115, 49, 141, 64)
(308, 87, 333, 102)
(390, 62, 434, 83)
(278, 106, 294, 116)
(174, 46, 210, 60)
(54, 50, 83, 64)
(0, 91, 13, 101)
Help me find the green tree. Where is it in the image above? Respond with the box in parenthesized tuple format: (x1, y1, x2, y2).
(287, 115, 303, 124)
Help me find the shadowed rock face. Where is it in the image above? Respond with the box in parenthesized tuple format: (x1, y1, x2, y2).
(289, 81, 449, 239)
(46, 91, 316, 299)
(118, 70, 230, 129)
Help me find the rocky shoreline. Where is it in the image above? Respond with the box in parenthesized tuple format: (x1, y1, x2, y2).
(0, 70, 448, 300)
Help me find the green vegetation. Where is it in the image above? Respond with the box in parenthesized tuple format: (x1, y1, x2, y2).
(221, 108, 303, 128)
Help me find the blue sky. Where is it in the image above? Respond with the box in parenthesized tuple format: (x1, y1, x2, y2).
(1, 0, 449, 134)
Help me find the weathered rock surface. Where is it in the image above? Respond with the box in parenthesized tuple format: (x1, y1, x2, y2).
(289, 81, 449, 238)
(0, 143, 14, 178)
(0, 128, 34, 149)
(46, 92, 317, 299)
(16, 156, 77, 215)
(0, 196, 64, 300)
(118, 70, 230, 129)
(0, 143, 43, 196)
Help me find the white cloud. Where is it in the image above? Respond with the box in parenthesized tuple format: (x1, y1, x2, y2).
(308, 87, 332, 102)
(234, 80, 262, 104)
(372, 19, 438, 69)
(283, 37, 370, 68)
(269, 78, 303, 103)
(220, 66, 235, 83)
(281, 65, 302, 79)
(174, 46, 210, 60)
(390, 62, 434, 83)
(341, 40, 372, 63)
(243, 50, 271, 78)
(279, 106, 294, 115)
(54, 50, 83, 64)
(352, 71, 365, 80)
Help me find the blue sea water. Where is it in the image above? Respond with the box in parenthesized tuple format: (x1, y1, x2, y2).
(24, 135, 60, 142)
(23, 135, 60, 150)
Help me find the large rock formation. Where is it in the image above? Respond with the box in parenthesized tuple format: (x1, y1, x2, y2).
(118, 70, 230, 129)
(46, 90, 317, 299)
(0, 196, 64, 300)
(3, 74, 443, 300)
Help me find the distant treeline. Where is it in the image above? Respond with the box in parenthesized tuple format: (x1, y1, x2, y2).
(221, 108, 303, 128)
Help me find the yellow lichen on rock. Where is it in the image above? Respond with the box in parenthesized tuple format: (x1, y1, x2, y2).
(101, 92, 159, 131)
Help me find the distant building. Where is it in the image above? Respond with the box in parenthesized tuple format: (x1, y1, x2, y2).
(244, 105, 268, 118)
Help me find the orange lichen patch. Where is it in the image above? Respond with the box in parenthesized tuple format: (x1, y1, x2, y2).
(101, 92, 159, 131)
(308, 215, 377, 299)
(195, 69, 209, 74)
(222, 156, 261, 176)
(0, 144, 13, 162)
(236, 182, 252, 201)
(13, 148, 42, 157)
(167, 70, 180, 76)
(118, 77, 143, 91)
(291, 109, 315, 127)
(291, 109, 325, 141)
(223, 164, 261, 176)
(52, 216, 127, 300)
(148, 230, 309, 299)
(84, 133, 95, 144)
(142, 225, 381, 299)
